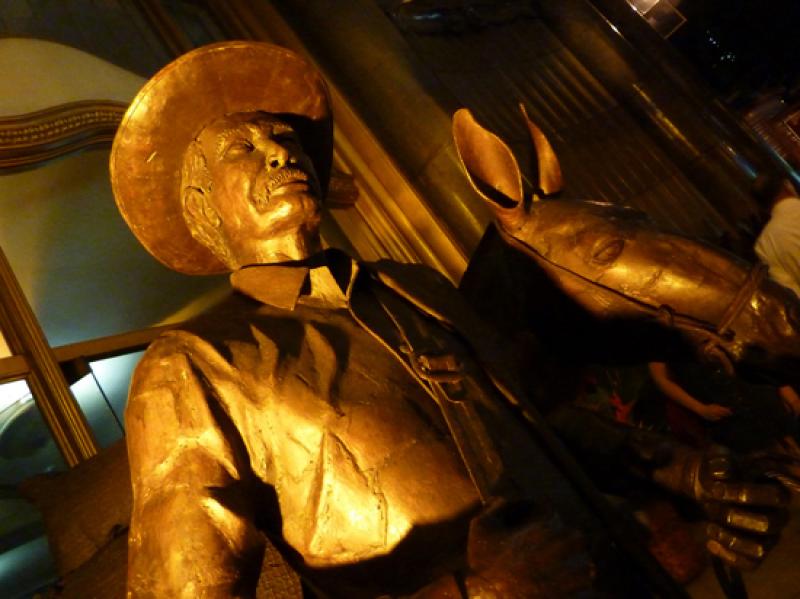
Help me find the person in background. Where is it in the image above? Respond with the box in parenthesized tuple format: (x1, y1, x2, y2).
(750, 173, 800, 450)
(752, 173, 800, 298)
(650, 363, 733, 421)
(647, 361, 799, 452)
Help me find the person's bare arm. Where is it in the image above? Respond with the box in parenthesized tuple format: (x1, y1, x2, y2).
(126, 338, 264, 598)
(648, 362, 732, 421)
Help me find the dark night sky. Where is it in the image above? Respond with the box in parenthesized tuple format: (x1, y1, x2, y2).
(669, 0, 800, 106)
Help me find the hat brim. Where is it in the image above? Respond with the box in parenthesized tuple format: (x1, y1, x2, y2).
(110, 41, 333, 275)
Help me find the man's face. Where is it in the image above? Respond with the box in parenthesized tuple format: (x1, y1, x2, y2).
(197, 112, 322, 263)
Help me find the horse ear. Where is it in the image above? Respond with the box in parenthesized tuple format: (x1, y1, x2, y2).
(519, 104, 563, 197)
(453, 109, 524, 213)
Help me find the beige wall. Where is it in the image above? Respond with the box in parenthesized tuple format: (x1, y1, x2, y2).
(0, 39, 228, 346)
(0, 38, 144, 114)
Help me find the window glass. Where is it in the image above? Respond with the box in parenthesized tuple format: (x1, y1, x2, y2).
(0, 379, 66, 598)
(68, 351, 144, 448)
(89, 351, 144, 428)
(70, 371, 124, 450)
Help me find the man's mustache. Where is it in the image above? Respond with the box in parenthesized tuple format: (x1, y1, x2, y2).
(252, 167, 316, 209)
(267, 167, 309, 194)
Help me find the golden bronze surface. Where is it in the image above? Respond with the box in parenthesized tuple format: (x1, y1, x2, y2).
(454, 107, 800, 386)
(207, 0, 469, 280)
(116, 42, 632, 598)
(114, 41, 798, 598)
(454, 107, 800, 581)
(519, 103, 563, 197)
(111, 41, 332, 275)
(181, 111, 324, 268)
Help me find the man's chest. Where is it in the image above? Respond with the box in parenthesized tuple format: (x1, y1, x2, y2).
(202, 304, 481, 564)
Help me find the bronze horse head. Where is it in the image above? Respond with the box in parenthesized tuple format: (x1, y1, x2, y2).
(454, 107, 800, 386)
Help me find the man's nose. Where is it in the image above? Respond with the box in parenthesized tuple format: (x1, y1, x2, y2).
(265, 142, 290, 169)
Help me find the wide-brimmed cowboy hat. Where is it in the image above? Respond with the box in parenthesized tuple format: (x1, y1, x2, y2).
(110, 41, 333, 275)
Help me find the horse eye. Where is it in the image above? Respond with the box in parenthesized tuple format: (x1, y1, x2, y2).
(592, 239, 625, 265)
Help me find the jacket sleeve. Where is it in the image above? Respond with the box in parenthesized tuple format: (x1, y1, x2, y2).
(125, 335, 265, 598)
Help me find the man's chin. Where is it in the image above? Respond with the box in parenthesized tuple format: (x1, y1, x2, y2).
(257, 191, 320, 218)
(275, 207, 321, 233)
(271, 181, 315, 199)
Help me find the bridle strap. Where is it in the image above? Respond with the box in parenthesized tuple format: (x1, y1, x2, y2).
(718, 262, 768, 337)
(698, 262, 768, 374)
(497, 227, 767, 373)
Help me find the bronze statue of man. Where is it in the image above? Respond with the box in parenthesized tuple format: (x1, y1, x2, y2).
(111, 42, 790, 598)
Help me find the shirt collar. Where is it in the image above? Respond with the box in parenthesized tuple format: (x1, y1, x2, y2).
(229, 249, 355, 310)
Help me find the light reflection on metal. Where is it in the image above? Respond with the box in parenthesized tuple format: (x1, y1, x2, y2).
(116, 42, 486, 597)
(627, 0, 659, 15)
(197, 0, 468, 280)
(110, 39, 798, 596)
(520, 103, 563, 197)
(110, 41, 333, 275)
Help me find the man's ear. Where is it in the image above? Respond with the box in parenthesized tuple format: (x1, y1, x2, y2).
(183, 186, 222, 230)
(182, 187, 236, 268)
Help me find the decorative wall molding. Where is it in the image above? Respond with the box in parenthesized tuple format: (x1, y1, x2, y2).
(0, 100, 127, 172)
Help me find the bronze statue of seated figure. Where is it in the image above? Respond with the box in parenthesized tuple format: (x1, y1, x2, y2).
(110, 42, 796, 598)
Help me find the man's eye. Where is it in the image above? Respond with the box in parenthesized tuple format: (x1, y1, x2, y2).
(225, 141, 255, 157)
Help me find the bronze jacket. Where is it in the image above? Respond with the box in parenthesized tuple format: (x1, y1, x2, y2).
(124, 250, 641, 598)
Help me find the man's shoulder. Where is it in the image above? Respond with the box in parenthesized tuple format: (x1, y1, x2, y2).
(133, 295, 268, 373)
(367, 259, 457, 292)
(363, 259, 469, 323)
(135, 327, 224, 372)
